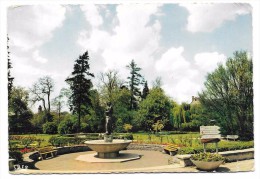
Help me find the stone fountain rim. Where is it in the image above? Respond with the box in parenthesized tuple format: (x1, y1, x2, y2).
(84, 139, 132, 145)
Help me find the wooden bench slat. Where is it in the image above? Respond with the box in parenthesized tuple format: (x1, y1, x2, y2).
(37, 146, 58, 160)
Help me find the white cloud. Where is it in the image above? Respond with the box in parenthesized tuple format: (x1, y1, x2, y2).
(32, 50, 48, 64)
(163, 78, 202, 103)
(155, 46, 200, 103)
(78, 4, 229, 103)
(180, 3, 251, 33)
(11, 54, 50, 87)
(78, 4, 162, 80)
(80, 5, 103, 27)
(194, 52, 227, 72)
(155, 47, 187, 72)
(7, 4, 233, 106)
(8, 5, 66, 50)
(78, 29, 110, 53)
(155, 47, 227, 103)
(11, 53, 69, 112)
(7, 5, 67, 108)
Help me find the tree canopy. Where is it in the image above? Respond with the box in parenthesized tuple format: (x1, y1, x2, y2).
(126, 59, 144, 110)
(135, 88, 172, 131)
(199, 51, 253, 140)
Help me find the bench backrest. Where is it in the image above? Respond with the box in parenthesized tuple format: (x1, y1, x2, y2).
(38, 147, 56, 153)
(200, 126, 221, 139)
(226, 135, 238, 139)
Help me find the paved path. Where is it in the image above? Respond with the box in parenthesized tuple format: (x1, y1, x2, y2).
(11, 150, 254, 174)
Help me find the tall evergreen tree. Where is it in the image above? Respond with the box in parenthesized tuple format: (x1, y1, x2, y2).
(7, 36, 14, 101)
(126, 59, 144, 110)
(142, 81, 149, 99)
(65, 51, 94, 133)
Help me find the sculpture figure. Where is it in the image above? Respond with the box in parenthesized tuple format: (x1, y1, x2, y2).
(105, 102, 113, 135)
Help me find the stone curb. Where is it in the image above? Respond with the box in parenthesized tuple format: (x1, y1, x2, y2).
(175, 148, 254, 167)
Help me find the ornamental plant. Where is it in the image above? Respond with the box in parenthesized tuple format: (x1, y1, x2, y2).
(123, 123, 133, 133)
(20, 148, 32, 154)
(191, 152, 225, 162)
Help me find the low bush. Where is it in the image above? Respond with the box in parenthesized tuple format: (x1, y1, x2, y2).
(159, 131, 188, 135)
(48, 136, 88, 147)
(178, 141, 254, 154)
(43, 122, 58, 134)
(58, 118, 78, 134)
(9, 151, 23, 163)
(181, 120, 201, 132)
(114, 133, 134, 140)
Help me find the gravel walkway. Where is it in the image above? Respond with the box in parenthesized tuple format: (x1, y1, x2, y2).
(11, 150, 254, 174)
(35, 150, 171, 172)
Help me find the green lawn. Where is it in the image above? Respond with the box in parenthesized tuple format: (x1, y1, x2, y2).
(132, 132, 200, 144)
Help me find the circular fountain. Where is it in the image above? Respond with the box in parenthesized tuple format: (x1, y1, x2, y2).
(85, 139, 132, 158)
(76, 103, 140, 163)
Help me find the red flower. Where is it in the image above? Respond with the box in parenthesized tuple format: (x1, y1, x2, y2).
(20, 148, 31, 154)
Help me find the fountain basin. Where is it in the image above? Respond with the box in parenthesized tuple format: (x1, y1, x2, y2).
(85, 139, 132, 158)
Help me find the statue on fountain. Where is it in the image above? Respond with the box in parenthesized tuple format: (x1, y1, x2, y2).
(105, 102, 113, 136)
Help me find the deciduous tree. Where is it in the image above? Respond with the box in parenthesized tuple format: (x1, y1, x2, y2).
(135, 88, 172, 131)
(30, 76, 54, 113)
(199, 51, 253, 140)
(9, 87, 33, 134)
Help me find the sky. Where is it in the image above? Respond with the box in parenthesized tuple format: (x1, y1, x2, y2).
(7, 3, 252, 106)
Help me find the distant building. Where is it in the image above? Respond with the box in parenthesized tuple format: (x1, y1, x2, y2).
(190, 96, 200, 105)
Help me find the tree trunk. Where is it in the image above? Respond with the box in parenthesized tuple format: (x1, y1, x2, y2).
(47, 92, 51, 112)
(58, 101, 61, 124)
(78, 104, 81, 133)
(42, 98, 47, 112)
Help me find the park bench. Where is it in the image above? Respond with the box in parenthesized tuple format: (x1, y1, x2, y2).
(37, 146, 58, 160)
(200, 126, 221, 153)
(163, 144, 179, 156)
(226, 135, 239, 141)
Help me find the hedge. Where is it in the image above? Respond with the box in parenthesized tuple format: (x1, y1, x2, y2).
(49, 136, 86, 147)
(177, 141, 254, 154)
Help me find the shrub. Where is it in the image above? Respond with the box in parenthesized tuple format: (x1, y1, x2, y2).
(181, 120, 201, 131)
(178, 141, 254, 154)
(58, 118, 77, 134)
(9, 151, 23, 163)
(20, 136, 36, 148)
(191, 152, 225, 162)
(114, 118, 124, 133)
(48, 136, 87, 147)
(123, 123, 133, 133)
(114, 133, 134, 140)
(152, 120, 164, 133)
(43, 122, 58, 134)
(158, 131, 188, 135)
